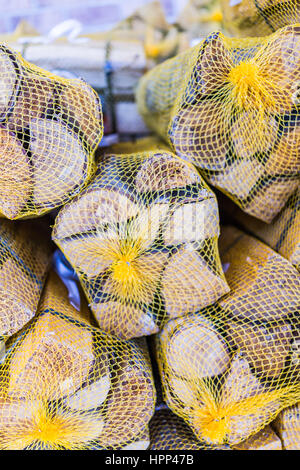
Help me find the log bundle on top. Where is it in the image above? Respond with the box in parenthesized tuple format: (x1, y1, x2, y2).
(53, 137, 229, 340)
(0, 44, 103, 219)
(154, 226, 300, 446)
(221, 0, 300, 37)
(0, 271, 155, 450)
(137, 25, 300, 223)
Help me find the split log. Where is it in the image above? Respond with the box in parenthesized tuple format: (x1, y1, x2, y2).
(91, 301, 159, 340)
(219, 355, 281, 445)
(58, 79, 102, 150)
(135, 150, 220, 244)
(135, 151, 202, 193)
(163, 198, 220, 245)
(232, 425, 282, 450)
(170, 101, 230, 171)
(228, 320, 293, 379)
(162, 244, 229, 317)
(265, 122, 300, 176)
(100, 340, 155, 448)
(272, 403, 300, 450)
(0, 47, 18, 118)
(219, 226, 300, 322)
(8, 272, 94, 400)
(0, 125, 31, 219)
(29, 117, 88, 207)
(210, 159, 265, 201)
(160, 314, 231, 381)
(245, 177, 299, 223)
(53, 187, 140, 239)
(220, 0, 271, 37)
(0, 219, 51, 338)
(218, 187, 300, 272)
(64, 370, 111, 412)
(7, 75, 55, 133)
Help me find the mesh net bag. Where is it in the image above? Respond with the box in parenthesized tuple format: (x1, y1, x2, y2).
(154, 225, 300, 447)
(0, 44, 103, 220)
(272, 402, 300, 449)
(221, 0, 300, 37)
(137, 25, 300, 223)
(0, 271, 155, 450)
(0, 218, 52, 343)
(149, 407, 283, 449)
(52, 137, 229, 340)
(219, 185, 300, 272)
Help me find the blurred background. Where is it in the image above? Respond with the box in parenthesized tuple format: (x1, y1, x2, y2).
(0, 0, 188, 34)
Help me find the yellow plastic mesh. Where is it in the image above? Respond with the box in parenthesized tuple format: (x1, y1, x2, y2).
(154, 225, 300, 447)
(52, 137, 229, 340)
(221, 0, 300, 37)
(0, 218, 52, 342)
(272, 402, 300, 450)
(0, 271, 155, 450)
(137, 25, 300, 223)
(150, 407, 230, 449)
(220, 185, 300, 272)
(149, 407, 283, 449)
(0, 44, 103, 220)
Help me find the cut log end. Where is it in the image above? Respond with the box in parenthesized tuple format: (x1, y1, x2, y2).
(29, 118, 88, 208)
(0, 125, 31, 219)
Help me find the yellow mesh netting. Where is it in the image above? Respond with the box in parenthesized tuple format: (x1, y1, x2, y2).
(272, 403, 300, 449)
(221, 0, 300, 37)
(137, 25, 300, 223)
(154, 225, 300, 447)
(220, 185, 300, 272)
(0, 271, 155, 450)
(149, 407, 283, 449)
(0, 44, 103, 220)
(52, 137, 229, 340)
(0, 218, 52, 342)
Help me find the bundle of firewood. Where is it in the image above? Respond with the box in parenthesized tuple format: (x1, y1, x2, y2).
(137, 25, 300, 223)
(221, 0, 300, 37)
(0, 44, 103, 219)
(154, 226, 300, 446)
(0, 271, 155, 450)
(52, 137, 229, 339)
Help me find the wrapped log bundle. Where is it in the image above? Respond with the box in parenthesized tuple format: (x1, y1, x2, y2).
(53, 137, 229, 340)
(0, 218, 52, 341)
(137, 25, 300, 223)
(155, 226, 300, 446)
(0, 44, 103, 219)
(0, 271, 155, 450)
(221, 0, 300, 37)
